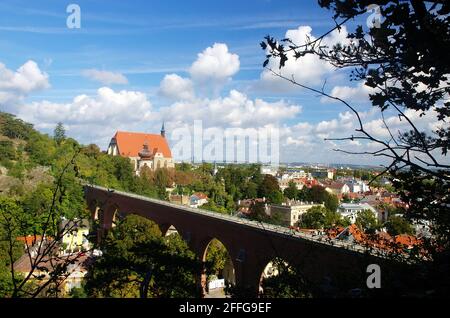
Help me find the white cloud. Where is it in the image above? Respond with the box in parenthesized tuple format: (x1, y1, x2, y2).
(81, 69, 128, 85)
(260, 25, 350, 91)
(189, 43, 240, 84)
(160, 89, 301, 129)
(18, 87, 154, 145)
(159, 74, 195, 100)
(322, 81, 376, 104)
(0, 60, 49, 106)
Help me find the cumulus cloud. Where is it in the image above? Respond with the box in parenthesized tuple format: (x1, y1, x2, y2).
(0, 60, 49, 107)
(259, 25, 351, 92)
(159, 74, 195, 101)
(277, 105, 449, 165)
(189, 43, 240, 84)
(159, 89, 301, 129)
(18, 87, 155, 145)
(321, 81, 376, 104)
(81, 69, 128, 85)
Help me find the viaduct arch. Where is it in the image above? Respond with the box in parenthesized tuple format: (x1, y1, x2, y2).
(85, 185, 419, 297)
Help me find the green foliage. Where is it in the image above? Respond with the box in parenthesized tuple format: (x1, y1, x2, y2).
(215, 164, 263, 201)
(260, 259, 313, 298)
(53, 123, 66, 146)
(262, 0, 450, 295)
(299, 205, 347, 229)
(199, 201, 229, 214)
(247, 202, 285, 226)
(247, 201, 268, 222)
(24, 132, 57, 166)
(7, 159, 26, 180)
(85, 215, 198, 298)
(205, 239, 229, 278)
(356, 210, 379, 233)
(298, 185, 339, 212)
(0, 140, 16, 161)
(68, 285, 87, 298)
(176, 162, 193, 172)
(0, 197, 25, 298)
(384, 215, 414, 236)
(259, 174, 283, 204)
(283, 181, 298, 200)
(0, 112, 33, 140)
(299, 206, 326, 229)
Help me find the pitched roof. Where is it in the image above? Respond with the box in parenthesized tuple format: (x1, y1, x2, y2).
(192, 192, 208, 200)
(14, 253, 89, 274)
(394, 234, 420, 247)
(112, 131, 172, 158)
(322, 181, 346, 190)
(16, 235, 44, 246)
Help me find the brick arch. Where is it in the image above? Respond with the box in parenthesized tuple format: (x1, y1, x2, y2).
(85, 185, 419, 297)
(199, 237, 237, 296)
(256, 256, 315, 297)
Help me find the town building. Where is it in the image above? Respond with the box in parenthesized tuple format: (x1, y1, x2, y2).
(337, 203, 378, 223)
(190, 192, 209, 208)
(60, 219, 90, 255)
(107, 124, 174, 174)
(345, 179, 370, 193)
(13, 252, 90, 296)
(322, 181, 350, 197)
(260, 165, 278, 176)
(236, 198, 267, 216)
(169, 194, 190, 206)
(311, 169, 335, 180)
(269, 201, 325, 227)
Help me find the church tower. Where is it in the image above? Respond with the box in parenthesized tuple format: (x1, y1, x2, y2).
(161, 122, 166, 138)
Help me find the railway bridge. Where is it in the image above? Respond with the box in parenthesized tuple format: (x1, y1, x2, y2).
(85, 185, 417, 297)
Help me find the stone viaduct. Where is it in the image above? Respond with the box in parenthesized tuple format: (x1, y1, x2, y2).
(85, 185, 419, 297)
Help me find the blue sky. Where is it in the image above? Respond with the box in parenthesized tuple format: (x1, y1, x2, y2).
(0, 0, 442, 165)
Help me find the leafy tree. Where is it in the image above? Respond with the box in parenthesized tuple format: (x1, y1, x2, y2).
(301, 185, 339, 212)
(68, 285, 87, 298)
(244, 181, 258, 199)
(0, 149, 89, 298)
(0, 112, 33, 140)
(247, 201, 269, 222)
(53, 122, 66, 146)
(85, 215, 199, 298)
(199, 201, 229, 214)
(260, 258, 314, 298)
(0, 197, 24, 297)
(384, 215, 414, 236)
(298, 206, 326, 229)
(205, 239, 230, 280)
(283, 181, 298, 200)
(261, 1, 450, 287)
(323, 208, 345, 228)
(341, 194, 352, 203)
(356, 210, 379, 233)
(259, 174, 284, 204)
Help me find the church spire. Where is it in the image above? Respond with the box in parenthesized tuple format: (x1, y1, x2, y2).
(161, 121, 166, 138)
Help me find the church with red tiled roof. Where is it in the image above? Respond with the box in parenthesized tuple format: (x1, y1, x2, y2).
(107, 123, 175, 174)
